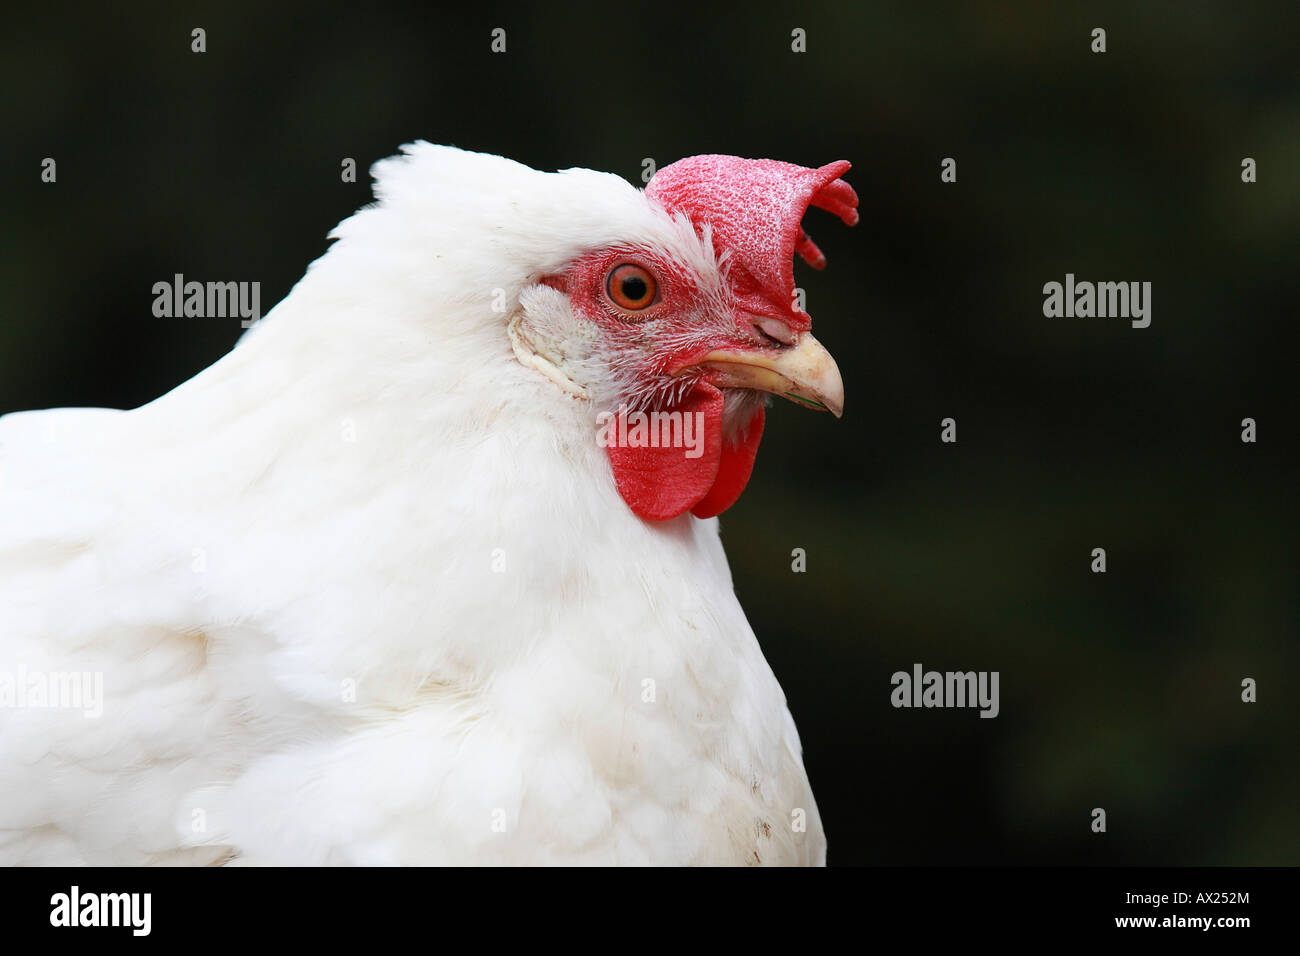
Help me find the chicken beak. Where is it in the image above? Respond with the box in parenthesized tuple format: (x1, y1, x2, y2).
(698, 333, 845, 417)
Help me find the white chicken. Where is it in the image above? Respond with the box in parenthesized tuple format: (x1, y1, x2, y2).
(0, 143, 856, 865)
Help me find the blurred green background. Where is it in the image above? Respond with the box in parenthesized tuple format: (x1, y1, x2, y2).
(2, 2, 1296, 864)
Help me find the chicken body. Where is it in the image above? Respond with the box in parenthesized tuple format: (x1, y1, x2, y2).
(0, 145, 843, 864)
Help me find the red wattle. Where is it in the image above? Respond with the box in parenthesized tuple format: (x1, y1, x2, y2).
(606, 385, 765, 522)
(690, 406, 764, 519)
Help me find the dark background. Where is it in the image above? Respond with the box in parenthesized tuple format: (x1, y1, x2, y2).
(2, 2, 1296, 865)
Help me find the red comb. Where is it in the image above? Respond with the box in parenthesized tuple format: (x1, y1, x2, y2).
(645, 155, 858, 328)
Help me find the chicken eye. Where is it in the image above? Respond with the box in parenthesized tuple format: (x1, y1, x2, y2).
(606, 263, 658, 311)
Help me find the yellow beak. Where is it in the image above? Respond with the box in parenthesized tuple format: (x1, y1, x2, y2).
(697, 333, 845, 417)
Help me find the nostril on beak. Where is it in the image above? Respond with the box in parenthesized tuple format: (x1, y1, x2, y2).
(751, 315, 798, 346)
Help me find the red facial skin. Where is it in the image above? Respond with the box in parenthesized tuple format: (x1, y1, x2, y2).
(545, 246, 761, 379)
(547, 157, 858, 522)
(547, 245, 769, 522)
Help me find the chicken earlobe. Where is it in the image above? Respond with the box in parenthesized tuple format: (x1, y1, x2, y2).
(507, 312, 592, 399)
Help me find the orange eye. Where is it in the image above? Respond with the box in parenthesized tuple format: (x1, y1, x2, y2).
(606, 263, 658, 311)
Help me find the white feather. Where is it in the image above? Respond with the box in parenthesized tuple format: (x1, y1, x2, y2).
(0, 143, 824, 865)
